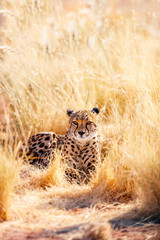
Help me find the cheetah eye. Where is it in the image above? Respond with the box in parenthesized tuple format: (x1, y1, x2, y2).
(73, 121, 78, 125)
(86, 121, 92, 126)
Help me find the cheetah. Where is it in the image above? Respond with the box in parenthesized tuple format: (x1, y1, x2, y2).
(25, 107, 100, 183)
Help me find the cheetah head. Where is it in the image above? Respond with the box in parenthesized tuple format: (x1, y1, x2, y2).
(67, 108, 99, 142)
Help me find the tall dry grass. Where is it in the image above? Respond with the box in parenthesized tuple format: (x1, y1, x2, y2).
(0, 151, 20, 220)
(0, 0, 160, 220)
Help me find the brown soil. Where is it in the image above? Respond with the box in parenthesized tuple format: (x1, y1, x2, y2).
(112, 226, 160, 240)
(1, 222, 160, 240)
(0, 201, 160, 240)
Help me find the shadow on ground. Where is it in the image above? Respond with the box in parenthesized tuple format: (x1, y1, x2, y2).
(110, 210, 160, 240)
(1, 223, 111, 240)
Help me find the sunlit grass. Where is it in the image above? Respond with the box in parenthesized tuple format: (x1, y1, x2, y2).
(0, 151, 20, 220)
(18, 150, 66, 190)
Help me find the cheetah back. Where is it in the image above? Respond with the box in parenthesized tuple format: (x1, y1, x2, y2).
(26, 132, 64, 167)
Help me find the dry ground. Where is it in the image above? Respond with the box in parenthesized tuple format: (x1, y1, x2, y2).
(0, 184, 160, 240)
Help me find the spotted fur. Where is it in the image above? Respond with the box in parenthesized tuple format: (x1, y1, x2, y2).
(25, 108, 100, 183)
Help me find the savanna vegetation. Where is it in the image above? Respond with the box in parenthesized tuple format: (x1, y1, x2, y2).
(0, 0, 160, 239)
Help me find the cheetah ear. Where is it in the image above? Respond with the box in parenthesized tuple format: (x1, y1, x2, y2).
(67, 109, 74, 116)
(91, 107, 99, 114)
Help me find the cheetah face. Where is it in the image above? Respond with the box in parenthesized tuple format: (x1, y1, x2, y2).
(67, 108, 99, 142)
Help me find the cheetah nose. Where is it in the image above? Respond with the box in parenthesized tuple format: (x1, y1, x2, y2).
(78, 131, 85, 136)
